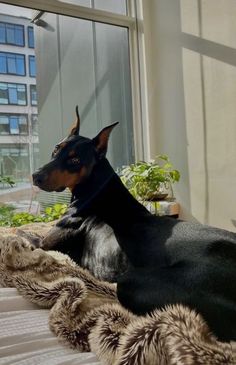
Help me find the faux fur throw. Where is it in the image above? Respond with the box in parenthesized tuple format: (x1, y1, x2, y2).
(0, 228, 236, 365)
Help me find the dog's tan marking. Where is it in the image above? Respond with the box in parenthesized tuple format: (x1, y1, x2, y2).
(46, 166, 88, 191)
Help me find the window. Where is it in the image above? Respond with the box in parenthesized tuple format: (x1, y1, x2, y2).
(0, 52, 25, 75)
(29, 55, 36, 77)
(28, 26, 34, 48)
(31, 114, 38, 135)
(0, 114, 28, 135)
(0, 22, 24, 46)
(30, 84, 37, 105)
(0, 116, 9, 134)
(0, 83, 27, 105)
(0, 144, 30, 179)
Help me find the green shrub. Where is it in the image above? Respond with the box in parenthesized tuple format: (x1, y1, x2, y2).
(0, 203, 68, 227)
(119, 155, 180, 201)
(0, 176, 15, 187)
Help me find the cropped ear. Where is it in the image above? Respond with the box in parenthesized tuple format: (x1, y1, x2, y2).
(69, 105, 80, 136)
(92, 122, 119, 158)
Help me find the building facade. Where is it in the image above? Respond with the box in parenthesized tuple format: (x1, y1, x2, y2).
(0, 12, 38, 185)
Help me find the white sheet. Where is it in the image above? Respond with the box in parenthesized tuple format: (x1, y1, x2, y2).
(0, 288, 100, 365)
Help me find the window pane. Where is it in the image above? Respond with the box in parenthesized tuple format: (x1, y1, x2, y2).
(0, 116, 9, 134)
(94, 0, 127, 14)
(7, 54, 17, 74)
(36, 14, 133, 171)
(19, 115, 28, 134)
(16, 55, 25, 75)
(31, 114, 38, 135)
(0, 83, 8, 104)
(30, 85, 37, 105)
(28, 26, 34, 48)
(0, 53, 7, 73)
(17, 84, 27, 105)
(60, 0, 127, 14)
(8, 85, 17, 104)
(29, 55, 36, 77)
(15, 25, 24, 46)
(10, 116, 19, 134)
(0, 23, 6, 43)
(6, 24, 15, 43)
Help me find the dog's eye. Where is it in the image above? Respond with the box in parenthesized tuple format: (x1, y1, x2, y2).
(69, 157, 80, 164)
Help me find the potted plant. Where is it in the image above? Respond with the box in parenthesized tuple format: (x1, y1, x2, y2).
(119, 155, 180, 214)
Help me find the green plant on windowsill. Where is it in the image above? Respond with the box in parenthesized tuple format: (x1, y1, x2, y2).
(0, 203, 68, 227)
(0, 176, 15, 187)
(119, 155, 180, 202)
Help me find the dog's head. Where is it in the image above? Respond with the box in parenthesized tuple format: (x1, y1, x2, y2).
(32, 106, 118, 192)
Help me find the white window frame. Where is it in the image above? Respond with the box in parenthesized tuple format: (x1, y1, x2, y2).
(0, 0, 150, 160)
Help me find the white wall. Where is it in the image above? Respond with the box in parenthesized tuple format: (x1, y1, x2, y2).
(142, 0, 236, 232)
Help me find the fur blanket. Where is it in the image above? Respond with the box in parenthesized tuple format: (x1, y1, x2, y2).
(0, 226, 236, 365)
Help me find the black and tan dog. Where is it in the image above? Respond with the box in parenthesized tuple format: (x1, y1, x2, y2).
(33, 107, 236, 342)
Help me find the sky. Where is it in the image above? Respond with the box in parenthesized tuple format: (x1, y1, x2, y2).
(0, 4, 33, 18)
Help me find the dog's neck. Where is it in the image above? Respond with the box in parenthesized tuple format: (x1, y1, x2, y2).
(70, 158, 150, 228)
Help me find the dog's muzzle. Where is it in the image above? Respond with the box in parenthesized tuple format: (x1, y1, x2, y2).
(32, 171, 47, 188)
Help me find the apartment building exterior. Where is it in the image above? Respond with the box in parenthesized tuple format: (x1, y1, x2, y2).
(0, 12, 38, 185)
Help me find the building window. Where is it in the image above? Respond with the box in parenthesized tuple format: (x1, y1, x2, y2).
(30, 84, 37, 105)
(29, 55, 36, 77)
(0, 82, 27, 105)
(31, 114, 38, 135)
(0, 22, 24, 46)
(0, 144, 29, 180)
(0, 52, 25, 76)
(0, 114, 28, 135)
(28, 26, 34, 48)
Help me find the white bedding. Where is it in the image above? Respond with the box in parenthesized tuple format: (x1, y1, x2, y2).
(0, 288, 100, 365)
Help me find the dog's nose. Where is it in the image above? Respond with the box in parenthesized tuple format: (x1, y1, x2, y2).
(32, 171, 46, 186)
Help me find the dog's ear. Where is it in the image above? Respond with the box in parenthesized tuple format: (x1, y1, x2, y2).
(92, 122, 119, 158)
(69, 105, 80, 136)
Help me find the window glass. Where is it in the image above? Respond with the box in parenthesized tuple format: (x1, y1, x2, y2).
(16, 54, 25, 75)
(15, 24, 24, 46)
(28, 26, 34, 48)
(9, 116, 19, 134)
(19, 115, 28, 134)
(0, 116, 9, 134)
(0, 4, 133, 213)
(6, 24, 14, 43)
(62, 0, 127, 15)
(7, 54, 17, 74)
(17, 84, 27, 105)
(29, 55, 36, 77)
(0, 23, 5, 43)
(0, 53, 6, 73)
(0, 83, 8, 104)
(94, 0, 127, 14)
(31, 114, 38, 135)
(30, 85, 37, 105)
(0, 145, 30, 179)
(8, 84, 18, 104)
(0, 53, 25, 75)
(0, 22, 24, 46)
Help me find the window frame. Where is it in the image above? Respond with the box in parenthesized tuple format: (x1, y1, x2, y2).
(0, 113, 29, 136)
(0, 82, 27, 106)
(0, 21, 25, 47)
(0, 51, 26, 76)
(0, 0, 149, 160)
